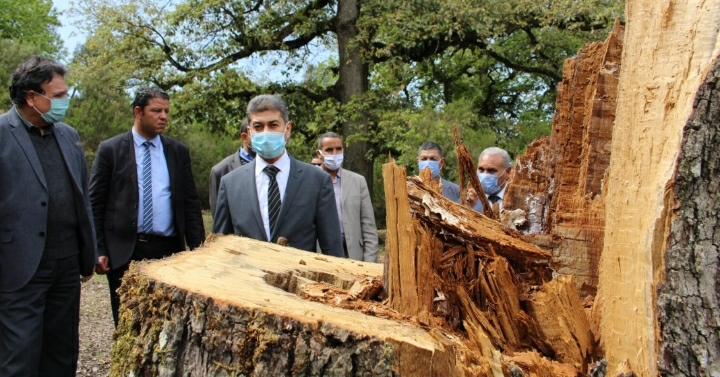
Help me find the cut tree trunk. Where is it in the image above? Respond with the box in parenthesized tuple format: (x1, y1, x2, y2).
(596, 1, 720, 375)
(502, 21, 624, 298)
(110, 236, 480, 376)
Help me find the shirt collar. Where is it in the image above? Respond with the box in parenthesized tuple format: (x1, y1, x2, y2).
(132, 128, 161, 148)
(255, 151, 291, 175)
(239, 147, 255, 162)
(14, 106, 54, 135)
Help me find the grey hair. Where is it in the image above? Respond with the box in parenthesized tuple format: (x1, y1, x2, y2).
(479, 147, 511, 167)
(317, 132, 342, 149)
(246, 94, 289, 122)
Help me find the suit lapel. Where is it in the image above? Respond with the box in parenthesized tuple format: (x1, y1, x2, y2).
(340, 169, 350, 207)
(277, 157, 303, 227)
(161, 135, 177, 194)
(8, 111, 47, 189)
(243, 160, 266, 240)
(230, 154, 241, 170)
(125, 131, 139, 195)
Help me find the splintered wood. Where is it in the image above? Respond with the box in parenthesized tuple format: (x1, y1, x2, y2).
(503, 21, 624, 297)
(384, 160, 596, 375)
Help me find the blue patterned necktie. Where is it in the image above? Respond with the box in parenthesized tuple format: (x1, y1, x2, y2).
(263, 165, 281, 238)
(141, 141, 153, 234)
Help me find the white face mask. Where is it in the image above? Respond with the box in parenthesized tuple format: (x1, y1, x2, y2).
(320, 152, 344, 171)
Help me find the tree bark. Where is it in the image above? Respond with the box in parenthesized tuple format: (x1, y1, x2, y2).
(110, 236, 475, 376)
(337, 0, 373, 195)
(596, 1, 720, 375)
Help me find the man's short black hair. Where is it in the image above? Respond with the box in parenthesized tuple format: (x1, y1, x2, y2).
(317, 131, 342, 149)
(131, 87, 170, 111)
(418, 141, 443, 157)
(9, 56, 67, 106)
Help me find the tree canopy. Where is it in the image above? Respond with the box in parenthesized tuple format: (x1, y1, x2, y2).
(66, 0, 624, 220)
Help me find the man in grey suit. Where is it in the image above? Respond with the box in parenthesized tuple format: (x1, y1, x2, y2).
(213, 95, 344, 256)
(316, 132, 379, 262)
(0, 57, 97, 376)
(209, 118, 255, 217)
(417, 141, 482, 211)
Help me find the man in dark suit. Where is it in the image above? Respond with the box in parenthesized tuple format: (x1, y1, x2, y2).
(213, 94, 343, 256)
(209, 118, 254, 218)
(417, 141, 482, 211)
(0, 56, 97, 376)
(90, 88, 205, 326)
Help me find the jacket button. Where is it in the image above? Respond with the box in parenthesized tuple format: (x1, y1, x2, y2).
(131, 221, 136, 226)
(39, 232, 45, 237)
(41, 202, 47, 207)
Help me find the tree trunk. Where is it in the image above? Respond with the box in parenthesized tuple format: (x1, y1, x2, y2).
(337, 0, 373, 195)
(596, 1, 720, 375)
(502, 21, 624, 298)
(110, 236, 475, 376)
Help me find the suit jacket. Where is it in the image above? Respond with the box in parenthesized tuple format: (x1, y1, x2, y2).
(89, 131, 205, 270)
(213, 155, 344, 257)
(208, 151, 249, 218)
(441, 177, 461, 202)
(0, 109, 97, 292)
(339, 169, 378, 262)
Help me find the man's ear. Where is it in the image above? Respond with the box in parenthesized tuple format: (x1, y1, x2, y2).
(132, 106, 143, 119)
(440, 157, 446, 170)
(284, 121, 293, 139)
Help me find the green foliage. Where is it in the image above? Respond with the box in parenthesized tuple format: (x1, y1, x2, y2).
(67, 0, 624, 215)
(65, 45, 134, 164)
(164, 122, 239, 210)
(0, 0, 63, 55)
(0, 39, 44, 111)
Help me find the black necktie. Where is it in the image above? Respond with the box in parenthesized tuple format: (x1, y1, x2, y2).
(263, 165, 281, 238)
(488, 194, 501, 204)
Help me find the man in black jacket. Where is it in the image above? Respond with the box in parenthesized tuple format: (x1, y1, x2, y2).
(90, 88, 205, 326)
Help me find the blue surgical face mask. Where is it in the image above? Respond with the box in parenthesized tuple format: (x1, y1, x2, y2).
(418, 160, 440, 178)
(320, 152, 344, 171)
(34, 93, 70, 124)
(477, 168, 508, 195)
(251, 130, 286, 159)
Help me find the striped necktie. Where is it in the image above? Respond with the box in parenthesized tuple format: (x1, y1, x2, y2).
(263, 165, 281, 238)
(141, 141, 153, 234)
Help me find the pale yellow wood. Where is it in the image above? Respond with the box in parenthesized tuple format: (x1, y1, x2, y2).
(135, 236, 438, 350)
(598, 1, 720, 375)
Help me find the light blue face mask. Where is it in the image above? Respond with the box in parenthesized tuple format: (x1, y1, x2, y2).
(320, 152, 344, 171)
(418, 160, 440, 178)
(477, 168, 508, 195)
(251, 131, 286, 159)
(34, 93, 70, 123)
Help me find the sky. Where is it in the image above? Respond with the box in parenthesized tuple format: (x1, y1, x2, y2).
(50, 0, 333, 82)
(53, 0, 85, 60)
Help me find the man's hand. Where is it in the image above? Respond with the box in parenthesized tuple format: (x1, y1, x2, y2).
(467, 187, 479, 207)
(81, 274, 94, 283)
(95, 256, 110, 274)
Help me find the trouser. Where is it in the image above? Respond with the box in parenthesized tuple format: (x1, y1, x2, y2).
(0, 255, 81, 377)
(107, 235, 181, 327)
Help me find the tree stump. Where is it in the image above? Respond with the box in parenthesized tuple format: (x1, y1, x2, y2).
(111, 236, 482, 376)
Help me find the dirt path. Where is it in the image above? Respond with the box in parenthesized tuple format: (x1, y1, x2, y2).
(77, 276, 113, 376)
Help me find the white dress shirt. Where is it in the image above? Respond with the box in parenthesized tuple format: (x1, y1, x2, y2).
(254, 152, 291, 240)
